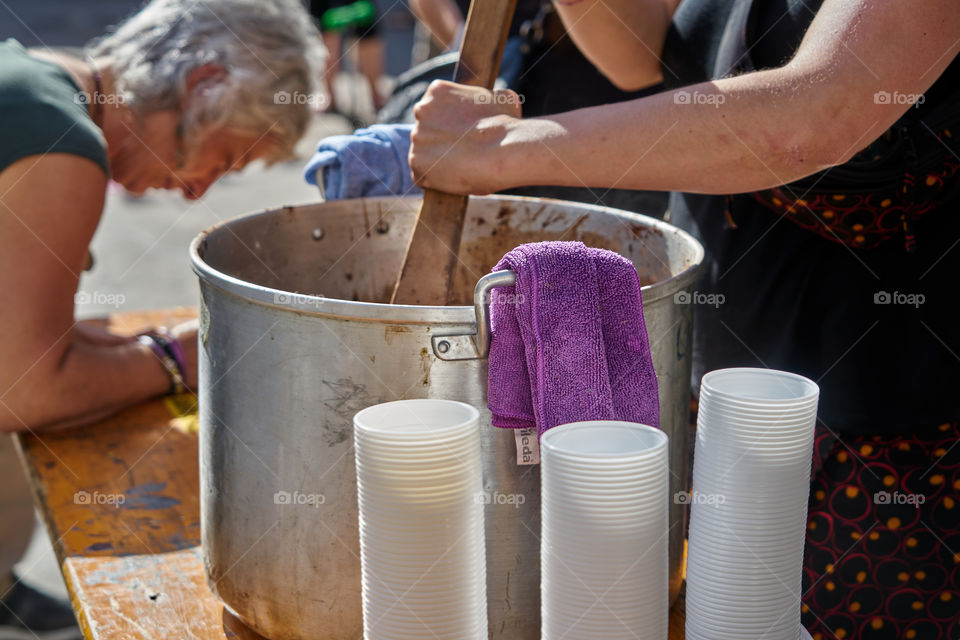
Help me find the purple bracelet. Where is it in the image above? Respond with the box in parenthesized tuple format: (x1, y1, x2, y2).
(156, 328, 188, 381)
(138, 330, 187, 395)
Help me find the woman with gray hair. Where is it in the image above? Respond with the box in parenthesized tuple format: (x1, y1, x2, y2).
(82, 0, 326, 195)
(0, 0, 323, 635)
(0, 0, 324, 432)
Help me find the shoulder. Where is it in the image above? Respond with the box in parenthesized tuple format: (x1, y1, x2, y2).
(0, 40, 109, 177)
(0, 153, 107, 275)
(1, 153, 107, 222)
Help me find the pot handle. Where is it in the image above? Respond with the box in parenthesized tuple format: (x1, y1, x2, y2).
(430, 270, 517, 361)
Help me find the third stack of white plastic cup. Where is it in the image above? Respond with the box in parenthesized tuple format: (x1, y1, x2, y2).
(540, 421, 669, 640)
(685, 368, 820, 640)
(353, 399, 487, 640)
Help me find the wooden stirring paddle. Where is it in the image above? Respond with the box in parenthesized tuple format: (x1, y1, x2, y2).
(390, 0, 518, 305)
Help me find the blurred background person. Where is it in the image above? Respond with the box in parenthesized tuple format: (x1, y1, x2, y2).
(409, 0, 466, 51)
(309, 0, 388, 124)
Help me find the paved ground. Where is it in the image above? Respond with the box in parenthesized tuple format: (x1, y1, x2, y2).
(3, 0, 416, 603)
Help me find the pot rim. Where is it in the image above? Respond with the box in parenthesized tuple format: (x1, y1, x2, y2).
(190, 194, 705, 324)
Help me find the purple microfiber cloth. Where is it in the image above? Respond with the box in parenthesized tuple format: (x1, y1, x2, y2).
(488, 241, 659, 437)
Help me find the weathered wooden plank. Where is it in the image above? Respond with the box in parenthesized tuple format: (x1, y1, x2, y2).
(12, 308, 244, 640)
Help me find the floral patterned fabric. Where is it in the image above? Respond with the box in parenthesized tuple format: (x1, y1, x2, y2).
(752, 129, 960, 252)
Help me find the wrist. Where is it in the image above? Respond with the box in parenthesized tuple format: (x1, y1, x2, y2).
(471, 115, 518, 192)
(489, 116, 565, 191)
(135, 340, 177, 396)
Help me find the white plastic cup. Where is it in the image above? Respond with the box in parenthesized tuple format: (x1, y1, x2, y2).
(354, 399, 487, 640)
(700, 368, 819, 405)
(541, 421, 669, 640)
(686, 369, 818, 640)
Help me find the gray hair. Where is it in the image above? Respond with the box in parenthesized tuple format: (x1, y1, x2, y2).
(87, 0, 326, 162)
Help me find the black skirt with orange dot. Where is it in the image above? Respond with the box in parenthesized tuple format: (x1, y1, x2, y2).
(802, 422, 960, 638)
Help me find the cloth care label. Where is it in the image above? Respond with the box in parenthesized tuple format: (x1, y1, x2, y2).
(515, 427, 540, 465)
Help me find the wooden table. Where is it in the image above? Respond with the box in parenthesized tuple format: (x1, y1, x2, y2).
(16, 309, 685, 639)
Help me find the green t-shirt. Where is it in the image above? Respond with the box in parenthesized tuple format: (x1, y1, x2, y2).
(0, 39, 109, 176)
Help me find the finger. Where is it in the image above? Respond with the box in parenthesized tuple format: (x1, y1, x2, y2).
(426, 79, 457, 99)
(492, 89, 523, 118)
(174, 318, 200, 333)
(408, 141, 425, 187)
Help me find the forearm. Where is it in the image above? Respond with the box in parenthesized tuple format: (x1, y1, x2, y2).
(411, 0, 960, 196)
(552, 0, 676, 90)
(0, 335, 170, 432)
(493, 67, 876, 195)
(75, 320, 138, 346)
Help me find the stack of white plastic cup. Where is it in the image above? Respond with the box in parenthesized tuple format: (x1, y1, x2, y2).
(540, 421, 669, 640)
(685, 368, 820, 640)
(353, 399, 487, 640)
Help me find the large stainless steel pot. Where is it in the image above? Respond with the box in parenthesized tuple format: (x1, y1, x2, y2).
(191, 195, 703, 639)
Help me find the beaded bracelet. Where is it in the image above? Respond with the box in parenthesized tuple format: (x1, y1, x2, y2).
(138, 330, 187, 396)
(156, 328, 187, 382)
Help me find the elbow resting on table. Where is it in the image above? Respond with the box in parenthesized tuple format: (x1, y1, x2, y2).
(0, 370, 54, 433)
(0, 344, 75, 433)
(0, 396, 30, 433)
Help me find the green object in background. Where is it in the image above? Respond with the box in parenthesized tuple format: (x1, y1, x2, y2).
(321, 0, 376, 31)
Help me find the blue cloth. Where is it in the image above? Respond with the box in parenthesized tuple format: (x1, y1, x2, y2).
(302, 124, 420, 199)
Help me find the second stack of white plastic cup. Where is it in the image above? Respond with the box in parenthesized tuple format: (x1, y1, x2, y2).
(354, 399, 487, 640)
(685, 368, 820, 640)
(540, 421, 669, 640)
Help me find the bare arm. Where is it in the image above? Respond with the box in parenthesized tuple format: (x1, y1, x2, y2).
(410, 0, 960, 195)
(0, 155, 179, 432)
(551, 0, 680, 90)
(409, 0, 465, 50)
